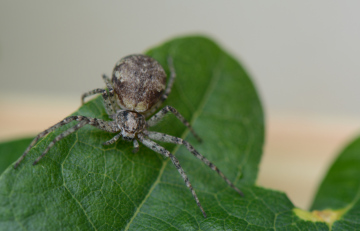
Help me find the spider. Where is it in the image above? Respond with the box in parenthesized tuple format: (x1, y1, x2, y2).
(14, 54, 243, 217)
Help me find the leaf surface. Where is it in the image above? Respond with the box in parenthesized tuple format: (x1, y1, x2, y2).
(0, 138, 33, 174)
(310, 136, 360, 230)
(0, 36, 331, 230)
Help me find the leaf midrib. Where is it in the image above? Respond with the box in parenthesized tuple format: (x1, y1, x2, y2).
(124, 51, 225, 230)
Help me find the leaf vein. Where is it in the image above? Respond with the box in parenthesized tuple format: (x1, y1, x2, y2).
(61, 134, 98, 231)
(124, 48, 226, 229)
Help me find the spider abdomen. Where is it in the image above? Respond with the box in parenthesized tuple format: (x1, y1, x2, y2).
(112, 54, 166, 113)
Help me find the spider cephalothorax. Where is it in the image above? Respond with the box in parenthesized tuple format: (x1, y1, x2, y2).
(14, 54, 243, 218)
(116, 110, 146, 140)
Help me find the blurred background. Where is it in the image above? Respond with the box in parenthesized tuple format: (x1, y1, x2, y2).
(1, 1, 359, 210)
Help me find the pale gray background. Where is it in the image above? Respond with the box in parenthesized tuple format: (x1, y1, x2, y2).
(1, 1, 360, 117)
(1, 1, 360, 210)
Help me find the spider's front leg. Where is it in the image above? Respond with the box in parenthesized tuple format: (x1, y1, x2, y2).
(147, 105, 202, 142)
(14, 116, 120, 168)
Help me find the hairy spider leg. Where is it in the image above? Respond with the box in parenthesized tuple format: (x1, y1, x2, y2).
(32, 120, 88, 165)
(102, 133, 122, 145)
(132, 139, 139, 153)
(103, 134, 140, 154)
(14, 116, 120, 168)
(147, 105, 202, 142)
(145, 56, 176, 117)
(102, 74, 121, 111)
(137, 133, 207, 218)
(146, 131, 244, 196)
(81, 88, 115, 115)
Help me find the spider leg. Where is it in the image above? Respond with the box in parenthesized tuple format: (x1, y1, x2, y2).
(102, 74, 121, 111)
(32, 120, 88, 165)
(137, 133, 207, 218)
(81, 88, 104, 104)
(14, 116, 120, 168)
(147, 105, 202, 142)
(81, 88, 115, 115)
(103, 133, 122, 145)
(145, 131, 244, 196)
(102, 129, 140, 150)
(132, 139, 139, 153)
(145, 56, 176, 117)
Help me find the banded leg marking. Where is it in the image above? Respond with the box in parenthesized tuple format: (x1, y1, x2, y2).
(147, 105, 202, 142)
(102, 74, 120, 111)
(14, 116, 119, 168)
(81, 87, 115, 115)
(137, 133, 207, 218)
(103, 133, 122, 145)
(146, 131, 244, 196)
(32, 120, 88, 165)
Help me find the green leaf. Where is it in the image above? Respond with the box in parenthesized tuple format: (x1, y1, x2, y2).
(0, 35, 330, 230)
(310, 136, 360, 230)
(0, 138, 33, 174)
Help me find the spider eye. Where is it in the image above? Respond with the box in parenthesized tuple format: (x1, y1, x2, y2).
(121, 129, 135, 141)
(123, 136, 133, 141)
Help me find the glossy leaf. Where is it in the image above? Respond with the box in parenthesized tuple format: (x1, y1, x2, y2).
(0, 138, 33, 174)
(0, 36, 338, 230)
(310, 136, 360, 230)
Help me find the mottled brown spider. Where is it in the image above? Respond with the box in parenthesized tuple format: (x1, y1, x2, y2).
(14, 54, 243, 217)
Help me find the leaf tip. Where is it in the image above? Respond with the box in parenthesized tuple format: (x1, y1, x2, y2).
(293, 207, 346, 227)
